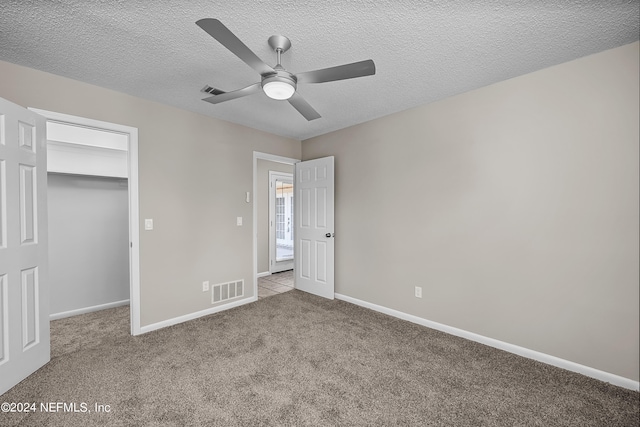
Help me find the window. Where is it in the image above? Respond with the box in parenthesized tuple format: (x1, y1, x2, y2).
(276, 196, 285, 240)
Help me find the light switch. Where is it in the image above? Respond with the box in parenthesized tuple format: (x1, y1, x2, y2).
(236, 216, 243, 226)
(144, 219, 153, 230)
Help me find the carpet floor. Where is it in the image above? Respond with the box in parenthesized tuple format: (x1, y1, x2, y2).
(1, 290, 638, 426)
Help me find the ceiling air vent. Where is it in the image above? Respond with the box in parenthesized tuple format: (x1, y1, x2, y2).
(200, 85, 225, 96)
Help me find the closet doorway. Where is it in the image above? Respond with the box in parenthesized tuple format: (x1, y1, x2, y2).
(30, 109, 141, 335)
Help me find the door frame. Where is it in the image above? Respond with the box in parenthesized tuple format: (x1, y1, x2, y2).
(269, 171, 294, 273)
(28, 108, 141, 335)
(252, 152, 299, 299)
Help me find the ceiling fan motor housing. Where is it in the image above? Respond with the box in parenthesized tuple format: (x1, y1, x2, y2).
(261, 69, 297, 100)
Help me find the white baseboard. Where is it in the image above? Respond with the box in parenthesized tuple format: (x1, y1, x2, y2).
(139, 296, 257, 335)
(257, 271, 271, 278)
(334, 293, 639, 391)
(50, 299, 130, 321)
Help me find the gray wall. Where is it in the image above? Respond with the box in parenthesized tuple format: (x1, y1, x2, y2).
(257, 159, 295, 274)
(48, 174, 129, 315)
(0, 59, 301, 326)
(302, 42, 639, 382)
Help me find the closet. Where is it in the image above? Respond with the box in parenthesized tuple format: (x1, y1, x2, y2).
(47, 122, 130, 319)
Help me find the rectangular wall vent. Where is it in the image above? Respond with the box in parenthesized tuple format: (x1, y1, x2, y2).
(212, 279, 244, 304)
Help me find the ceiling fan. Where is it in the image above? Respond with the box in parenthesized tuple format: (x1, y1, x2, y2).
(196, 18, 376, 121)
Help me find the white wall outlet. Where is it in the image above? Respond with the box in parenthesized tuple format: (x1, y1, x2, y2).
(237, 216, 243, 226)
(415, 286, 422, 298)
(144, 218, 153, 230)
(202, 281, 210, 292)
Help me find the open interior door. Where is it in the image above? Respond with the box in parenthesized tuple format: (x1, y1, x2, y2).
(294, 156, 334, 299)
(0, 97, 49, 395)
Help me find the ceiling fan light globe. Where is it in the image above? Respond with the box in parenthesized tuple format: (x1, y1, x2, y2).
(263, 81, 295, 100)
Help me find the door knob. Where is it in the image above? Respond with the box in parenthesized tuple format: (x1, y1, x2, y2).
(325, 233, 334, 238)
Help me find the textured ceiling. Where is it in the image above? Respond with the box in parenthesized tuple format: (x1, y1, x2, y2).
(1, 1, 638, 140)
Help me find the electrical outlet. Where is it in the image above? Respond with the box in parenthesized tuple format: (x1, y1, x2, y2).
(415, 286, 422, 298)
(202, 281, 210, 292)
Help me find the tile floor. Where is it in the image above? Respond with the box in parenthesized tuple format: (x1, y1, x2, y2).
(258, 270, 294, 299)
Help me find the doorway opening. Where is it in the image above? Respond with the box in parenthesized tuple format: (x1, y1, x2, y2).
(270, 171, 294, 273)
(253, 152, 299, 300)
(29, 108, 141, 335)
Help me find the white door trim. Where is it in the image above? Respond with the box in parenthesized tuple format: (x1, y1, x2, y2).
(28, 108, 141, 336)
(253, 152, 299, 299)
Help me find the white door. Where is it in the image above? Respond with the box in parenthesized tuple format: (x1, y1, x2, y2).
(294, 156, 334, 299)
(269, 171, 294, 273)
(0, 97, 50, 395)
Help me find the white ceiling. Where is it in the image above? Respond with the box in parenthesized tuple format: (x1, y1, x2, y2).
(1, 1, 638, 141)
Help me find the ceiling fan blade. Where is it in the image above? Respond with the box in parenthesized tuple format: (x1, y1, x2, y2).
(202, 82, 262, 104)
(295, 59, 375, 84)
(288, 92, 321, 121)
(196, 18, 274, 76)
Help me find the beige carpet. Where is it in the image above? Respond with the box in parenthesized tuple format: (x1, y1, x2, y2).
(1, 290, 638, 426)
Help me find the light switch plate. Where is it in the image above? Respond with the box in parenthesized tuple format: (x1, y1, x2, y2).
(144, 219, 153, 230)
(237, 216, 243, 226)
